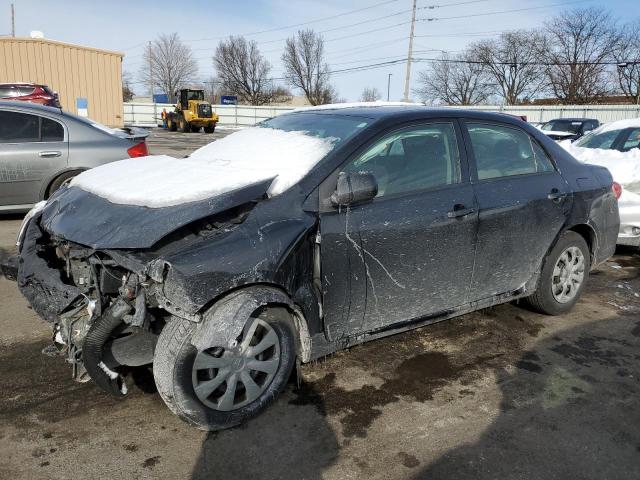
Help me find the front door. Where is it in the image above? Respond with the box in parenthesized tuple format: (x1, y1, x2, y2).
(0, 110, 68, 206)
(320, 121, 478, 336)
(462, 121, 571, 301)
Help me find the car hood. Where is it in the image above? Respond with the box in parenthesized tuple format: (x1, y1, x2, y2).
(39, 179, 273, 250)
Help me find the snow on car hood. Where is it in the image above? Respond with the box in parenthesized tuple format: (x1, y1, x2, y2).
(71, 127, 336, 208)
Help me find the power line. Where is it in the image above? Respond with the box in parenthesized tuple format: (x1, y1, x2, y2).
(420, 0, 590, 22)
(182, 0, 402, 44)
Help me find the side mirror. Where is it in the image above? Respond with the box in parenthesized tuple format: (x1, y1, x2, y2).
(331, 172, 378, 206)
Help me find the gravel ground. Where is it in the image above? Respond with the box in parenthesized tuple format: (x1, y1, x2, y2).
(1, 129, 639, 479)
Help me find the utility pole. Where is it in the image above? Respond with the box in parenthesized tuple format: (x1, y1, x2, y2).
(148, 41, 153, 100)
(387, 73, 392, 101)
(11, 3, 15, 37)
(403, 0, 417, 102)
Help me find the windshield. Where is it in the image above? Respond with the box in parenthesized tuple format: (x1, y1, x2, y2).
(186, 90, 204, 101)
(574, 129, 620, 149)
(541, 120, 582, 134)
(259, 112, 369, 147)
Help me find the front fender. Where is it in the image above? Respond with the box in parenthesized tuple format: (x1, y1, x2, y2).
(189, 286, 312, 362)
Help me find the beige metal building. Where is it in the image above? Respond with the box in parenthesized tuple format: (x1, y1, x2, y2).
(0, 37, 124, 126)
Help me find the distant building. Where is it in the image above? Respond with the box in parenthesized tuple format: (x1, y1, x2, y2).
(0, 37, 124, 126)
(271, 95, 311, 107)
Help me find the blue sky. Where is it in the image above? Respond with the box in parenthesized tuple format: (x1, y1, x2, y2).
(2, 0, 636, 101)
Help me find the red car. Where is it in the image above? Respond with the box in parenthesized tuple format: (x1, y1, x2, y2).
(0, 82, 60, 107)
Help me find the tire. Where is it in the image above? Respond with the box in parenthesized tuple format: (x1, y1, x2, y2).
(204, 124, 216, 133)
(191, 125, 201, 133)
(46, 171, 79, 198)
(179, 116, 190, 133)
(523, 231, 590, 315)
(168, 117, 177, 132)
(153, 308, 296, 431)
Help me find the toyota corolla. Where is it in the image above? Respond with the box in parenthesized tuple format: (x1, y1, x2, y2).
(3, 106, 620, 430)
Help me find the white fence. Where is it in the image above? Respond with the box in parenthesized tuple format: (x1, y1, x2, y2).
(123, 103, 294, 128)
(123, 102, 640, 128)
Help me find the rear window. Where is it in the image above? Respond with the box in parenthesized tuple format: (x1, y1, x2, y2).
(575, 129, 620, 149)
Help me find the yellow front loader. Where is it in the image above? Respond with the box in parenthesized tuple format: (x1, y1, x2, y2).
(166, 88, 219, 133)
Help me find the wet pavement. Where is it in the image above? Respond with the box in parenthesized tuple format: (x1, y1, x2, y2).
(0, 130, 639, 479)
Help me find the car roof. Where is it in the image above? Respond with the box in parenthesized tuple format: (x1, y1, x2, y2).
(545, 118, 598, 122)
(0, 100, 63, 115)
(288, 105, 525, 123)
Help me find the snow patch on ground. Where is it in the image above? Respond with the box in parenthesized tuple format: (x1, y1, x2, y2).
(71, 127, 336, 208)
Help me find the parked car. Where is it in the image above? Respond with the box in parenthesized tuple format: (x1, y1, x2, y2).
(539, 118, 600, 141)
(0, 101, 149, 213)
(561, 119, 640, 246)
(0, 82, 60, 107)
(3, 106, 619, 431)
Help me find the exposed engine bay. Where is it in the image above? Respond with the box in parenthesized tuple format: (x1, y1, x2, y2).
(20, 223, 169, 396)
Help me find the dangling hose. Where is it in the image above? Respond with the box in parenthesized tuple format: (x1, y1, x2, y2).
(82, 297, 132, 397)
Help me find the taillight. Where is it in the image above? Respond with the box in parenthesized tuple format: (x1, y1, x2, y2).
(127, 141, 148, 158)
(612, 182, 622, 200)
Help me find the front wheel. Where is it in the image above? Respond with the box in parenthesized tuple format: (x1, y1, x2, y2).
(153, 309, 296, 430)
(523, 231, 590, 315)
(204, 124, 216, 133)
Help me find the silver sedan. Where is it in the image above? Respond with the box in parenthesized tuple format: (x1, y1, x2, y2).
(0, 101, 148, 213)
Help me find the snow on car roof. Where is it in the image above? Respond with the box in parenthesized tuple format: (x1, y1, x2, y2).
(593, 118, 640, 134)
(294, 100, 422, 111)
(70, 127, 336, 208)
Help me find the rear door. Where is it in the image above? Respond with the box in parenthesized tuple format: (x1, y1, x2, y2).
(320, 120, 478, 336)
(0, 110, 68, 206)
(462, 121, 570, 302)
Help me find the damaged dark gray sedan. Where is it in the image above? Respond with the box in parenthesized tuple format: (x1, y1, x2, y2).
(4, 106, 620, 430)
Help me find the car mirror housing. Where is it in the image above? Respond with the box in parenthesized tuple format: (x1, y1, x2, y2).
(330, 172, 378, 206)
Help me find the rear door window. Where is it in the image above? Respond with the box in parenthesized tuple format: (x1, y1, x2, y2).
(0, 111, 40, 142)
(466, 123, 554, 180)
(0, 110, 64, 143)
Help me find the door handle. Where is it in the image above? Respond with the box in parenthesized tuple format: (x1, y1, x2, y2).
(447, 204, 476, 218)
(547, 188, 567, 203)
(39, 151, 62, 158)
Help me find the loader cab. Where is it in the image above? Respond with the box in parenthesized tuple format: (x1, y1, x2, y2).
(179, 89, 205, 109)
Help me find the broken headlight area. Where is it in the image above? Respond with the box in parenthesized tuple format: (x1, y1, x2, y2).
(19, 223, 166, 396)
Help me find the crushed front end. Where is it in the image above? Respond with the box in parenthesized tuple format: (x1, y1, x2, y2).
(16, 216, 166, 396)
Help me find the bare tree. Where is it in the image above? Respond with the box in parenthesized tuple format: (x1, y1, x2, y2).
(282, 29, 336, 105)
(214, 36, 275, 105)
(538, 8, 620, 104)
(612, 20, 640, 104)
(139, 33, 198, 103)
(415, 52, 491, 105)
(122, 71, 135, 102)
(360, 87, 382, 102)
(471, 30, 547, 105)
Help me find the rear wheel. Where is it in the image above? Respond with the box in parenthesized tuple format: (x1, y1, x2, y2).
(523, 231, 590, 315)
(153, 308, 296, 430)
(167, 116, 177, 131)
(191, 125, 201, 133)
(47, 171, 79, 198)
